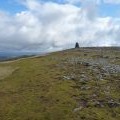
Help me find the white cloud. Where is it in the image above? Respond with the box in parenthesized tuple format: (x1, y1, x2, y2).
(0, 0, 120, 52)
(66, 0, 101, 4)
(66, 0, 120, 4)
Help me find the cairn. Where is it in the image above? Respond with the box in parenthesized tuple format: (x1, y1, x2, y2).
(75, 42, 79, 48)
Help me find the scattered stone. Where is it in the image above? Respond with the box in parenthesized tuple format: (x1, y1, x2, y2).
(102, 65, 120, 74)
(80, 99, 88, 108)
(63, 74, 77, 80)
(92, 94, 97, 98)
(73, 106, 83, 112)
(107, 100, 120, 108)
(82, 62, 91, 67)
(63, 76, 71, 80)
(57, 49, 120, 114)
(84, 54, 87, 56)
(80, 86, 91, 90)
(80, 74, 89, 82)
(94, 101, 104, 108)
(115, 57, 119, 59)
(104, 56, 109, 59)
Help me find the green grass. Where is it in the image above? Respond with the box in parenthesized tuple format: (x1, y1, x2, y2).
(0, 48, 120, 120)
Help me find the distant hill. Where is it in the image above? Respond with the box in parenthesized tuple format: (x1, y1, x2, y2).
(0, 51, 40, 61)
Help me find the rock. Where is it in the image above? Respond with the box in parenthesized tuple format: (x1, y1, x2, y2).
(80, 86, 91, 90)
(82, 62, 91, 67)
(63, 75, 77, 81)
(107, 100, 120, 108)
(73, 106, 83, 112)
(80, 100, 88, 107)
(104, 56, 109, 59)
(115, 57, 119, 59)
(79, 74, 88, 82)
(84, 54, 87, 56)
(63, 76, 71, 80)
(94, 100, 104, 108)
(92, 94, 97, 98)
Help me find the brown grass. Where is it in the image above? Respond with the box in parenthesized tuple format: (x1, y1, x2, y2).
(0, 66, 16, 80)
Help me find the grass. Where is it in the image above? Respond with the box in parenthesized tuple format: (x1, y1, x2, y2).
(0, 66, 16, 80)
(0, 47, 120, 120)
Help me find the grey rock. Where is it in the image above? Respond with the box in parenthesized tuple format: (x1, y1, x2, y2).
(107, 100, 120, 108)
(73, 106, 83, 112)
(63, 76, 71, 80)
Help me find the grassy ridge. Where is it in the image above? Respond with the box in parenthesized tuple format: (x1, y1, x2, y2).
(0, 48, 120, 120)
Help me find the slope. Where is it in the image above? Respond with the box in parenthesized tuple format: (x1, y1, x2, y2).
(0, 47, 120, 120)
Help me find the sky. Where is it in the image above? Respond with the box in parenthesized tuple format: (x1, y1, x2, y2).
(0, 0, 120, 52)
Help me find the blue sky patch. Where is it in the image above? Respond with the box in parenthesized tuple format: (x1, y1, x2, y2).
(0, 0, 119, 17)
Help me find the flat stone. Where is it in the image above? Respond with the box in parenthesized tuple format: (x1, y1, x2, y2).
(73, 106, 83, 112)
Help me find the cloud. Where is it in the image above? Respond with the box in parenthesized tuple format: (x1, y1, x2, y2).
(0, 0, 120, 52)
(66, 0, 120, 5)
(65, 0, 120, 4)
(65, 0, 101, 4)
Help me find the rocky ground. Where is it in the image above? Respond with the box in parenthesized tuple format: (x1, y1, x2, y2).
(54, 47, 120, 119)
